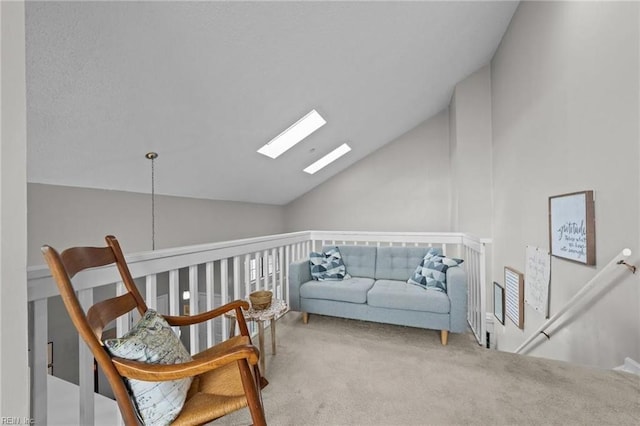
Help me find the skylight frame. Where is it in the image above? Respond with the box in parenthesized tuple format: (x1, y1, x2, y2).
(257, 109, 326, 159)
(303, 143, 352, 175)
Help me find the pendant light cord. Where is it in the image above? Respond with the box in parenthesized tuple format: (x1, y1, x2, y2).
(151, 157, 155, 250)
(146, 152, 158, 250)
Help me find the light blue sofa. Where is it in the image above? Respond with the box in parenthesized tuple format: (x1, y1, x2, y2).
(288, 245, 468, 345)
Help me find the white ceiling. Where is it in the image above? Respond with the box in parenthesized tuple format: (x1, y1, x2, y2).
(26, 1, 518, 205)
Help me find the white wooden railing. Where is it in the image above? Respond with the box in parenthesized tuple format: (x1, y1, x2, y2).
(27, 230, 489, 424)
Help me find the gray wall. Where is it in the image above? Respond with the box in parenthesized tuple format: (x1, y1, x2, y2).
(28, 183, 286, 266)
(284, 110, 451, 232)
(1, 0, 30, 416)
(490, 1, 639, 367)
(449, 65, 493, 237)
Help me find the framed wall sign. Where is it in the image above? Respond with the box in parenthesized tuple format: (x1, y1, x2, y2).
(548, 190, 595, 265)
(493, 282, 505, 325)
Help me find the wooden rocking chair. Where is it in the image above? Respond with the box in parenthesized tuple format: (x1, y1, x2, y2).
(41, 235, 267, 425)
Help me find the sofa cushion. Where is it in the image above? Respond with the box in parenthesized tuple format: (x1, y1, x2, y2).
(323, 245, 377, 278)
(310, 247, 351, 281)
(407, 248, 444, 289)
(367, 280, 450, 314)
(300, 277, 375, 304)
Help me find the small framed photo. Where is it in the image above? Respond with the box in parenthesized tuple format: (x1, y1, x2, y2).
(493, 282, 505, 325)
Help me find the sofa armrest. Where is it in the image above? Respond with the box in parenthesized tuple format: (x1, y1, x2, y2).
(288, 259, 311, 312)
(446, 267, 468, 333)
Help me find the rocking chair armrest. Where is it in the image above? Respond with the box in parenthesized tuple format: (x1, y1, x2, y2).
(112, 344, 260, 381)
(163, 299, 249, 326)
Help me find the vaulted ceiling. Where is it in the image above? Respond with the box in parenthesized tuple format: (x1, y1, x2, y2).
(26, 1, 518, 205)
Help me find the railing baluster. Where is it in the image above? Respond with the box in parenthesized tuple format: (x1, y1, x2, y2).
(244, 254, 251, 297)
(261, 251, 267, 290)
(252, 252, 259, 291)
(168, 271, 179, 315)
(263, 250, 269, 290)
(145, 274, 157, 309)
(232, 257, 241, 300)
(169, 270, 179, 334)
(285, 245, 291, 306)
(229, 256, 241, 339)
(188, 265, 199, 355)
(31, 299, 48, 425)
(220, 258, 229, 339)
(205, 261, 215, 348)
(466, 246, 474, 336)
(270, 248, 277, 293)
(78, 288, 95, 426)
(478, 244, 487, 347)
(278, 247, 284, 300)
(116, 282, 130, 336)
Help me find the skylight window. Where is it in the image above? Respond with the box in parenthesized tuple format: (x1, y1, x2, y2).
(303, 143, 352, 175)
(257, 109, 326, 159)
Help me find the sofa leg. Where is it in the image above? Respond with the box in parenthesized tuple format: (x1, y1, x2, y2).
(302, 312, 309, 324)
(440, 330, 449, 345)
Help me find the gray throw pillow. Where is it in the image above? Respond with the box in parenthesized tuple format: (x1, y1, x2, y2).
(104, 309, 193, 426)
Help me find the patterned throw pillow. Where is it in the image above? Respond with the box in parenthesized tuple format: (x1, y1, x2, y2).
(408, 252, 464, 293)
(104, 309, 193, 426)
(309, 247, 352, 281)
(407, 248, 441, 288)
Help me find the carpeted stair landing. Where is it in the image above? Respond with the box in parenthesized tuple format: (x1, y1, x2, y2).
(213, 312, 640, 425)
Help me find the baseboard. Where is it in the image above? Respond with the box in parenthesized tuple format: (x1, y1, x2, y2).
(614, 357, 640, 376)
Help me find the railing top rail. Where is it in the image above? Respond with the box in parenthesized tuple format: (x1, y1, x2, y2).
(27, 231, 312, 302)
(27, 230, 490, 302)
(28, 230, 311, 273)
(311, 230, 491, 249)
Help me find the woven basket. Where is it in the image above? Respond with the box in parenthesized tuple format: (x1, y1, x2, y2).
(249, 290, 273, 310)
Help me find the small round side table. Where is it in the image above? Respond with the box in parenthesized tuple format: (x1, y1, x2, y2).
(225, 299, 288, 374)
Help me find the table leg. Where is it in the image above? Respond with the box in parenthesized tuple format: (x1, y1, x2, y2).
(258, 320, 265, 374)
(271, 318, 277, 355)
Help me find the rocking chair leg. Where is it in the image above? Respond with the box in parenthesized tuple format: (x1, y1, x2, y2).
(256, 364, 269, 389)
(238, 360, 267, 426)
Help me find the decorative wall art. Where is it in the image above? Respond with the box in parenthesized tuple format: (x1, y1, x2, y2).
(505, 267, 524, 329)
(493, 281, 505, 325)
(525, 245, 551, 318)
(549, 190, 596, 265)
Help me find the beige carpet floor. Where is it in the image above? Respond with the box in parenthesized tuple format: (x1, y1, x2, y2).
(214, 312, 640, 426)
